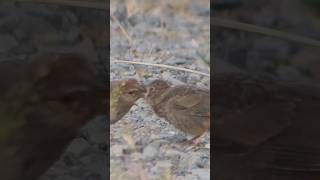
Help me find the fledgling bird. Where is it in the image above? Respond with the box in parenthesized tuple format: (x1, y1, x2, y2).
(0, 53, 106, 180)
(213, 72, 320, 180)
(110, 79, 146, 124)
(144, 79, 210, 144)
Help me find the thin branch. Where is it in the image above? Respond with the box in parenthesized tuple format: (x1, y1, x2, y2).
(14, 0, 107, 10)
(111, 59, 210, 77)
(212, 17, 320, 48)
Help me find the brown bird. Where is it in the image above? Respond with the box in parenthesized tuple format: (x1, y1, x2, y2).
(213, 72, 320, 180)
(145, 79, 210, 144)
(110, 79, 146, 124)
(0, 53, 106, 180)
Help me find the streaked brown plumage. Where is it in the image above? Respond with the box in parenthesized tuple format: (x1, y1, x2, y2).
(213, 72, 320, 180)
(0, 53, 106, 180)
(145, 79, 210, 143)
(110, 79, 146, 124)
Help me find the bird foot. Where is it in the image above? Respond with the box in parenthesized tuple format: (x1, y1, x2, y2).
(179, 139, 195, 146)
(174, 139, 206, 151)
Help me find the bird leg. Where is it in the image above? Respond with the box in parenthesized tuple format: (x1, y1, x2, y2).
(191, 132, 207, 145)
(177, 131, 207, 149)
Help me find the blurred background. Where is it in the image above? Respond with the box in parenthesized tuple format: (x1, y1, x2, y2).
(110, 0, 210, 180)
(0, 1, 107, 180)
(212, 0, 320, 83)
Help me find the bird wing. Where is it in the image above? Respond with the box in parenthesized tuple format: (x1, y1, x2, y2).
(168, 87, 210, 117)
(163, 87, 210, 134)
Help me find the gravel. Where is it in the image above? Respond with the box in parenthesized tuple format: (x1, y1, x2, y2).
(110, 0, 210, 179)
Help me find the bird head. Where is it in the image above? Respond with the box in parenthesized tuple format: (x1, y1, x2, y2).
(117, 79, 146, 104)
(145, 79, 171, 101)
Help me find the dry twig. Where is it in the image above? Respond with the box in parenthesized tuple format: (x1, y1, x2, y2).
(111, 59, 210, 77)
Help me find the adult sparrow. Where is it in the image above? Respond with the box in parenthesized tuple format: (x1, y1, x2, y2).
(0, 53, 106, 180)
(110, 79, 146, 124)
(145, 79, 210, 144)
(213, 72, 320, 180)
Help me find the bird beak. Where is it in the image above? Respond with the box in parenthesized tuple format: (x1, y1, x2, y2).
(140, 85, 147, 99)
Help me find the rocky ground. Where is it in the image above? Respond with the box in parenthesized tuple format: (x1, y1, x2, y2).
(0, 1, 107, 180)
(110, 0, 210, 180)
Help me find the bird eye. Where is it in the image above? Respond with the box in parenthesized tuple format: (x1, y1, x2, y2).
(128, 90, 136, 95)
